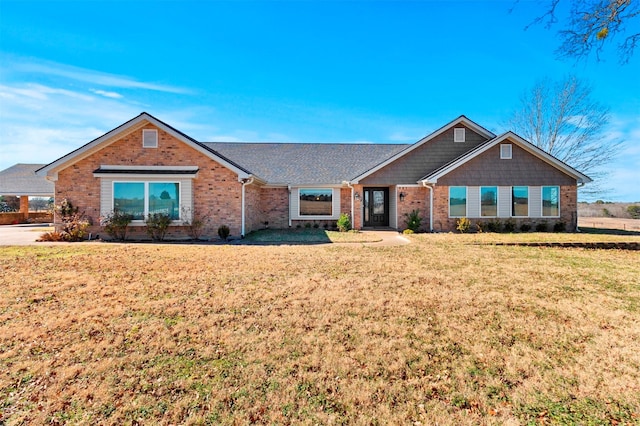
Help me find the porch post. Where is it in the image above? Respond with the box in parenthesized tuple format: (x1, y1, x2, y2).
(19, 195, 29, 222)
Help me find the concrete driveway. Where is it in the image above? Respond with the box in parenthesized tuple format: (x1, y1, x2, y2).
(0, 224, 53, 246)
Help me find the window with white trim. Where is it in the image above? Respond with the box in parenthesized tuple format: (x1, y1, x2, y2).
(480, 186, 498, 217)
(542, 186, 559, 217)
(114, 181, 180, 220)
(299, 188, 333, 216)
(142, 129, 158, 148)
(512, 186, 528, 216)
(454, 127, 466, 143)
(449, 186, 467, 217)
(500, 144, 512, 159)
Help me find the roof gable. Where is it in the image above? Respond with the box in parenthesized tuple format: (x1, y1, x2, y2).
(420, 132, 592, 184)
(351, 115, 496, 183)
(36, 113, 252, 180)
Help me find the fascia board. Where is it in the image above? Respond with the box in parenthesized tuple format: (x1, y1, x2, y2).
(351, 115, 496, 183)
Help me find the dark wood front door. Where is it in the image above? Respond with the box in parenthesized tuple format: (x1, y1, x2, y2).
(363, 188, 389, 227)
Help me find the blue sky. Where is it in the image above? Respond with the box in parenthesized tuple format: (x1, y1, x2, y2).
(1, 0, 638, 201)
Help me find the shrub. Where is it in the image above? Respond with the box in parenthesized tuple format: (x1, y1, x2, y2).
(304, 222, 312, 229)
(602, 208, 613, 217)
(181, 207, 211, 240)
(404, 209, 422, 232)
(323, 222, 329, 229)
(627, 205, 640, 219)
(474, 222, 484, 233)
(486, 219, 502, 233)
(37, 231, 66, 242)
(456, 217, 471, 233)
(55, 199, 90, 242)
(102, 210, 133, 241)
(536, 221, 549, 232)
(145, 213, 172, 241)
(402, 229, 414, 235)
(520, 222, 532, 232)
(218, 225, 230, 240)
(336, 213, 351, 232)
(503, 218, 516, 233)
(553, 220, 567, 232)
(313, 222, 320, 229)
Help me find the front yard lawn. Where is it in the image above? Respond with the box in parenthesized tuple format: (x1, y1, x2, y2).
(243, 228, 383, 243)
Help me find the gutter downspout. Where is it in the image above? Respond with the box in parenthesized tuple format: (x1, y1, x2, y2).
(241, 177, 254, 237)
(288, 184, 292, 228)
(576, 182, 585, 232)
(422, 181, 434, 232)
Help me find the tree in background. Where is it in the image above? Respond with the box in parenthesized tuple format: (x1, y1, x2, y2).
(515, 0, 639, 63)
(505, 75, 622, 196)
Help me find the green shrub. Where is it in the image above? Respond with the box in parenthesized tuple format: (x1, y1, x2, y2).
(404, 209, 422, 232)
(520, 223, 532, 232)
(503, 218, 516, 233)
(304, 222, 312, 229)
(336, 213, 351, 232)
(145, 213, 172, 241)
(218, 225, 230, 240)
(553, 220, 567, 232)
(486, 219, 502, 233)
(102, 210, 133, 241)
(474, 222, 484, 233)
(456, 217, 471, 233)
(536, 221, 548, 232)
(313, 222, 320, 229)
(627, 205, 640, 219)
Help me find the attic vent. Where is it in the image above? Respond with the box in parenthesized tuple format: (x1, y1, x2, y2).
(142, 129, 158, 148)
(454, 127, 465, 143)
(500, 144, 512, 159)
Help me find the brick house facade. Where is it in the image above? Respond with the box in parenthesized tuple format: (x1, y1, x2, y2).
(37, 113, 591, 239)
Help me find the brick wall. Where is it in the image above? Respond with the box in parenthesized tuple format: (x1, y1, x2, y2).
(397, 186, 429, 231)
(55, 124, 244, 239)
(259, 187, 290, 229)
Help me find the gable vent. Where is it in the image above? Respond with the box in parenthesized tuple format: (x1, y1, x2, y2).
(142, 129, 158, 148)
(454, 127, 465, 143)
(500, 143, 512, 159)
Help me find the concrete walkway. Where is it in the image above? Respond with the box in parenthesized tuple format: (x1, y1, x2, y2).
(358, 230, 411, 247)
(0, 224, 53, 246)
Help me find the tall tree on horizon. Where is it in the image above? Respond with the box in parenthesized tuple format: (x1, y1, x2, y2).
(505, 75, 623, 196)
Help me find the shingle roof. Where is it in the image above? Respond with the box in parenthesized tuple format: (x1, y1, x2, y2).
(202, 142, 410, 184)
(0, 164, 54, 196)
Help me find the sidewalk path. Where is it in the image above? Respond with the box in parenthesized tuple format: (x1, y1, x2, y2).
(0, 224, 52, 246)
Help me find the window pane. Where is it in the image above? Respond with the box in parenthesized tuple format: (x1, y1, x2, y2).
(300, 189, 332, 216)
(542, 186, 559, 216)
(449, 186, 467, 217)
(149, 183, 180, 219)
(512, 186, 528, 216)
(114, 182, 145, 220)
(481, 186, 497, 216)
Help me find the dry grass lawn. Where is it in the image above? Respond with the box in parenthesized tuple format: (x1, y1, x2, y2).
(1, 234, 639, 425)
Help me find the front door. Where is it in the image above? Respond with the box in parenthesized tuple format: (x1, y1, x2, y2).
(363, 188, 389, 227)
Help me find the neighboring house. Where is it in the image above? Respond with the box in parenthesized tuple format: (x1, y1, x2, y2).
(0, 163, 54, 223)
(36, 112, 591, 238)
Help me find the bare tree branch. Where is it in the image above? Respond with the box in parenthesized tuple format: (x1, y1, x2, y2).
(505, 75, 624, 196)
(518, 0, 640, 64)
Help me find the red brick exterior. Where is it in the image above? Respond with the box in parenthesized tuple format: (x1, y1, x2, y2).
(396, 186, 430, 232)
(55, 124, 245, 239)
(259, 187, 289, 229)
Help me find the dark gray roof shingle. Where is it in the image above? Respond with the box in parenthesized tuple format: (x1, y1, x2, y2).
(0, 164, 54, 196)
(203, 143, 410, 184)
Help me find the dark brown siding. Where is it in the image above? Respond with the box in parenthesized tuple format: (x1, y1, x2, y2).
(438, 144, 577, 186)
(360, 125, 489, 185)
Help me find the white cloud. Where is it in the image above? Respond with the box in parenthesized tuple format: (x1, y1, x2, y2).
(90, 89, 123, 99)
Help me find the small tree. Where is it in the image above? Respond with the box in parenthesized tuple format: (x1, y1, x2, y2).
(181, 207, 211, 240)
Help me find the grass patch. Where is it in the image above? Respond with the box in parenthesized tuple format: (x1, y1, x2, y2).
(1, 235, 639, 424)
(243, 228, 382, 243)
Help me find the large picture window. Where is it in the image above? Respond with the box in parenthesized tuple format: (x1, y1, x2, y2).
(512, 186, 529, 217)
(299, 188, 332, 216)
(114, 182, 180, 220)
(480, 186, 498, 217)
(449, 186, 467, 217)
(542, 186, 559, 217)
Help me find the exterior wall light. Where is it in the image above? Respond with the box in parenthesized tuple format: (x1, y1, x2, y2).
(399, 191, 406, 202)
